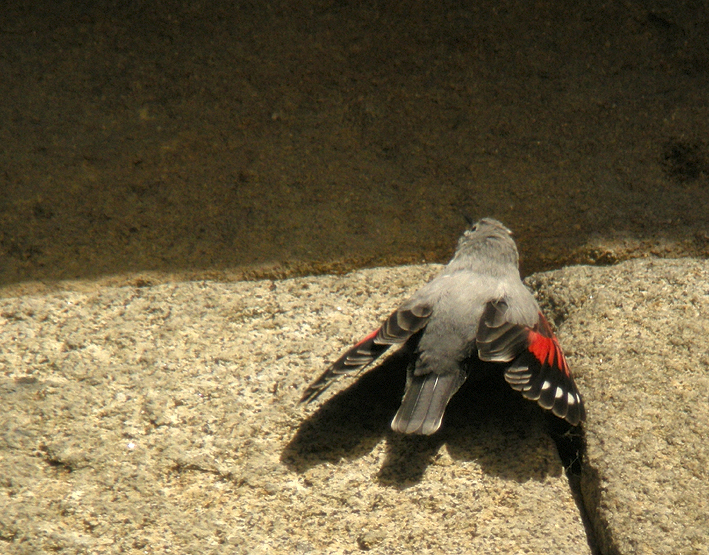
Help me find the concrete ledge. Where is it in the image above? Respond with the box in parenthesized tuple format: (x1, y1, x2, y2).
(1, 259, 706, 553)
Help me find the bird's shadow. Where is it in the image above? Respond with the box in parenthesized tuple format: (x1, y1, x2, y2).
(281, 355, 581, 487)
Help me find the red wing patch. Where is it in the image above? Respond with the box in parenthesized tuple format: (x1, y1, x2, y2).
(353, 328, 379, 348)
(300, 325, 390, 403)
(301, 302, 432, 404)
(527, 329, 571, 378)
(504, 313, 585, 425)
(480, 306, 585, 426)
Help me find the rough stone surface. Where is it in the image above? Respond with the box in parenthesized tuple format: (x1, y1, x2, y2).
(530, 259, 709, 555)
(0, 266, 591, 554)
(3, 259, 707, 554)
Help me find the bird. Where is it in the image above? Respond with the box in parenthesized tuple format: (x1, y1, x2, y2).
(301, 217, 585, 435)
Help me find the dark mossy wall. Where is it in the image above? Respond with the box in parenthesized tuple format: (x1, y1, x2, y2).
(2, 0, 708, 291)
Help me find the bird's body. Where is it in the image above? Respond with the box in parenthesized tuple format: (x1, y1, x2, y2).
(302, 218, 585, 434)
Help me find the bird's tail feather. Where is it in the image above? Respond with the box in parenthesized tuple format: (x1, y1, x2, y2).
(390, 370, 467, 435)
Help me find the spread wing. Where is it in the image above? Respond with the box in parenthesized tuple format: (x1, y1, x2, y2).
(477, 300, 585, 425)
(300, 302, 432, 403)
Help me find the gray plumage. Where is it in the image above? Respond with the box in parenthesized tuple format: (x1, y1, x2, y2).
(302, 218, 585, 434)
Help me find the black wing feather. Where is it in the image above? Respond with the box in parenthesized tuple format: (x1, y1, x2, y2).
(301, 303, 432, 403)
(477, 300, 585, 426)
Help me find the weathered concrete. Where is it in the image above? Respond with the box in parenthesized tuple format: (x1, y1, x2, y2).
(1, 266, 589, 554)
(1, 259, 707, 554)
(530, 259, 709, 555)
